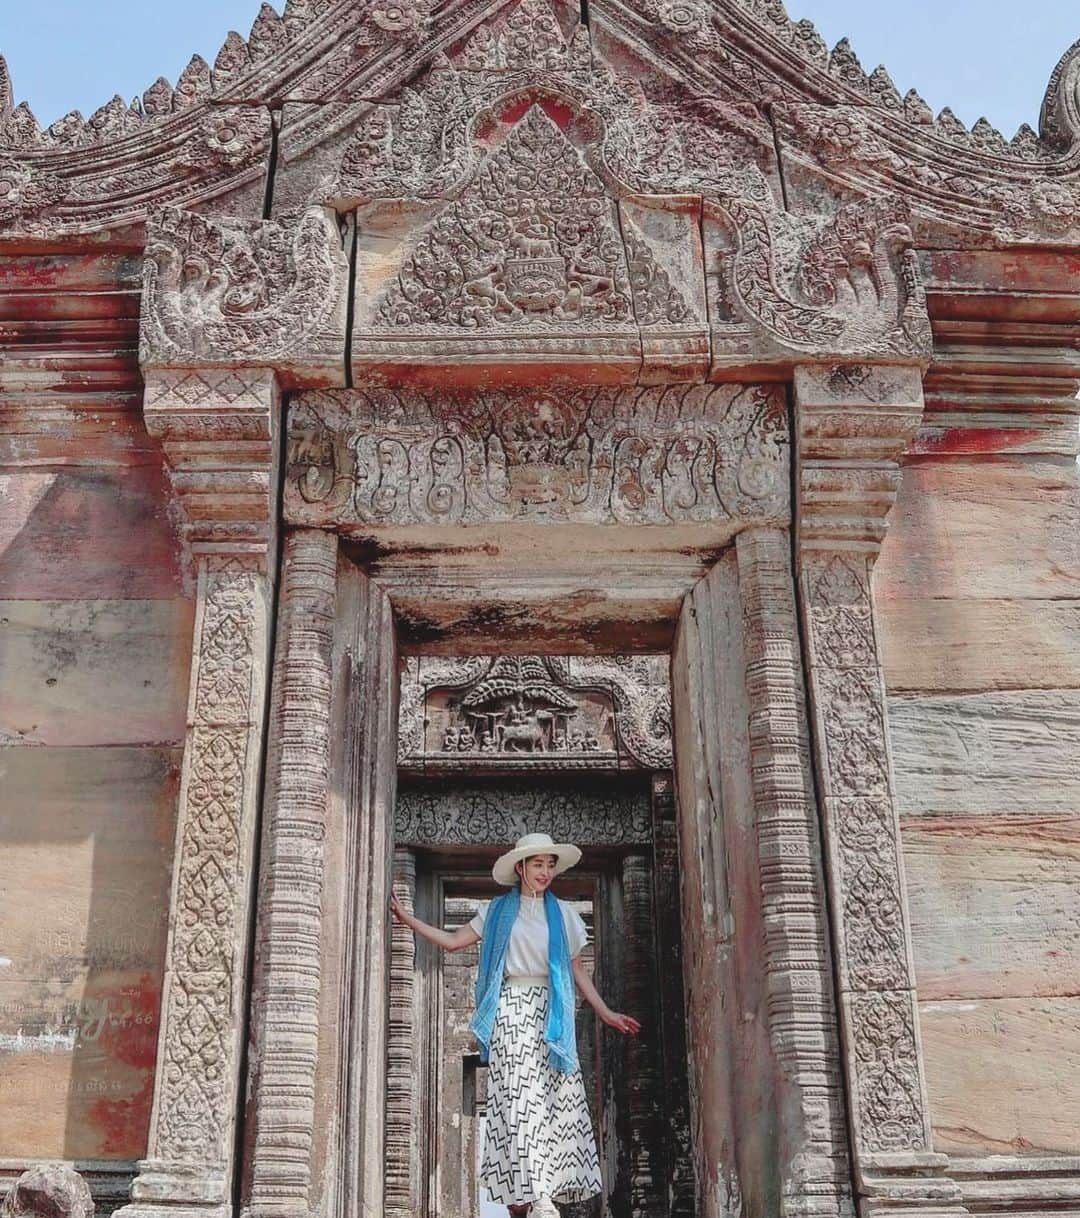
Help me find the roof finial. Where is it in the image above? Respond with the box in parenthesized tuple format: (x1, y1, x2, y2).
(0, 53, 12, 117)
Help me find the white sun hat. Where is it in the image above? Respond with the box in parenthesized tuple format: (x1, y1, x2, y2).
(492, 832, 583, 887)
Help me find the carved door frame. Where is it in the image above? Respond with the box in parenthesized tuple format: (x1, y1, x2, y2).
(127, 362, 957, 1218)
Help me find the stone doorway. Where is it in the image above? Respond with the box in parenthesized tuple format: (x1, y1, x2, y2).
(389, 771, 695, 1218)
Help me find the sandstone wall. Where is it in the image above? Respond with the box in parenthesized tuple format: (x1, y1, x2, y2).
(0, 246, 190, 1164)
(880, 438, 1080, 1158)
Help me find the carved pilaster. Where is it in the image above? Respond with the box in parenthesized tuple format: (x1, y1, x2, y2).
(794, 365, 965, 1216)
(735, 528, 854, 1218)
(118, 370, 279, 1218)
(243, 528, 339, 1218)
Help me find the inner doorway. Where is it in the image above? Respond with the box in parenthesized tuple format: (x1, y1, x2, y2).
(389, 775, 695, 1218)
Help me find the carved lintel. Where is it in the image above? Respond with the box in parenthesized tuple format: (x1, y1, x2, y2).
(285, 383, 788, 533)
(397, 654, 673, 772)
(143, 368, 279, 562)
(140, 206, 348, 387)
(119, 551, 273, 1218)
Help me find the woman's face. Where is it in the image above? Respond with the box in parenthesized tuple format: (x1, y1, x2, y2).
(518, 853, 558, 893)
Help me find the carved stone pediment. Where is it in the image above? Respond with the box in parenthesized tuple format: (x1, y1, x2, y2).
(283, 382, 788, 531)
(2, 0, 1078, 250)
(398, 653, 672, 771)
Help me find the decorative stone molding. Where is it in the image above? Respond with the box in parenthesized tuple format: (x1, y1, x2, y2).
(243, 529, 339, 1218)
(143, 369, 279, 555)
(141, 208, 349, 387)
(119, 554, 272, 1218)
(385, 850, 422, 1218)
(397, 653, 672, 771)
(285, 383, 788, 530)
(1, 1165, 93, 1218)
(794, 364, 964, 1214)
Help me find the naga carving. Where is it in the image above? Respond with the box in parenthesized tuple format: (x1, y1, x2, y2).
(140, 205, 348, 373)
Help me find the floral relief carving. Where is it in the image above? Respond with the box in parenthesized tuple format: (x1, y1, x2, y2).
(802, 551, 927, 1153)
(285, 384, 788, 529)
(848, 991, 926, 1152)
(152, 567, 259, 1162)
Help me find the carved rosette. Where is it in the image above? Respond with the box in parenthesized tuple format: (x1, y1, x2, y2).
(285, 383, 788, 531)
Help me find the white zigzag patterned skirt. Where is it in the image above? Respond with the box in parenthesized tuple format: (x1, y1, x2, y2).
(480, 984, 602, 1207)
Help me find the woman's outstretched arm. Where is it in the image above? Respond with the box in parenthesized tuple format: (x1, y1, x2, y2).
(390, 891, 481, 953)
(571, 956, 641, 1036)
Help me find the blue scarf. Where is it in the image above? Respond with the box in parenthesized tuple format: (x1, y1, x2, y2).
(469, 887, 578, 1073)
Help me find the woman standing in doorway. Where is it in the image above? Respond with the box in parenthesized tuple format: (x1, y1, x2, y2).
(390, 832, 641, 1218)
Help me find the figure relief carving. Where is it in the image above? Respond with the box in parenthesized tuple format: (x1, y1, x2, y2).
(399, 654, 672, 771)
(140, 205, 348, 371)
(285, 384, 788, 529)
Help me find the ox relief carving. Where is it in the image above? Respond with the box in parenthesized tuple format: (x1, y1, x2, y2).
(399, 654, 672, 772)
(140, 205, 349, 378)
(284, 384, 788, 528)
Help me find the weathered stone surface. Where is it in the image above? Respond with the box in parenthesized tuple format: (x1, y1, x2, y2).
(904, 814, 1080, 1002)
(0, 599, 193, 746)
(0, 745, 178, 1159)
(876, 457, 1080, 602)
(890, 690, 1080, 818)
(1, 1164, 93, 1218)
(919, 997, 1080, 1156)
(880, 598, 1080, 694)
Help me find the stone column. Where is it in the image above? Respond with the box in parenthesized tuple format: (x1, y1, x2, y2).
(673, 532, 853, 1218)
(242, 527, 339, 1218)
(794, 363, 964, 1216)
(385, 848, 422, 1218)
(119, 369, 280, 1218)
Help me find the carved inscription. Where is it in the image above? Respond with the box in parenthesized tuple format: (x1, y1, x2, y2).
(285, 384, 788, 528)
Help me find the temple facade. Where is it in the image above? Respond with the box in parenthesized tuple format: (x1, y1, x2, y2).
(1, 2, 1079, 1216)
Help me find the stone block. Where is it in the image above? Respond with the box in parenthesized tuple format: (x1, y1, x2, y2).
(904, 814, 1080, 1001)
(0, 745, 178, 1160)
(889, 690, 1080, 817)
(919, 997, 1080, 1156)
(0, 599, 193, 746)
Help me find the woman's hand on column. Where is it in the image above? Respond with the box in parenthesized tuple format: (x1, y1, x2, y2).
(599, 1008, 641, 1036)
(389, 891, 411, 926)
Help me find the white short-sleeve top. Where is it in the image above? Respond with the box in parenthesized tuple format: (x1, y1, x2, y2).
(469, 895, 589, 978)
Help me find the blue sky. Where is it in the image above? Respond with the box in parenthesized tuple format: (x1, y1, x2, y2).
(1, 1, 1076, 137)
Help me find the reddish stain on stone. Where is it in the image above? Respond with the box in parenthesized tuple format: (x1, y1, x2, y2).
(92, 974, 160, 1071)
(910, 427, 1041, 456)
(89, 1073, 154, 1157)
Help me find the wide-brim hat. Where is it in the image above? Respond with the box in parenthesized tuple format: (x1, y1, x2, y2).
(492, 832, 582, 887)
